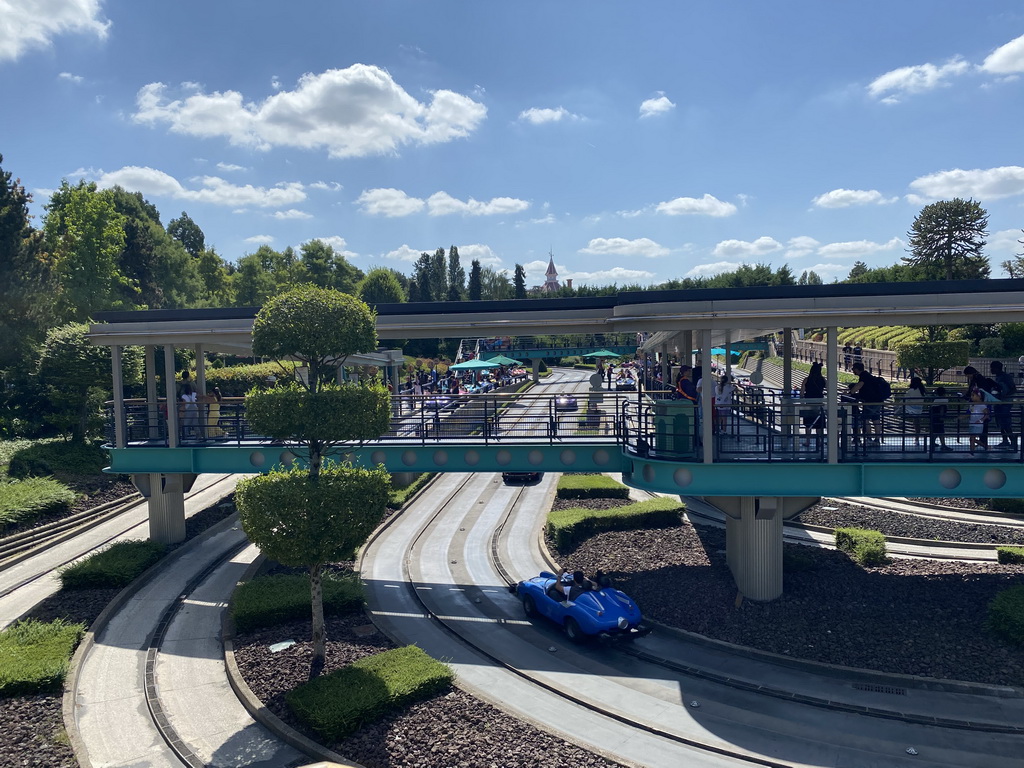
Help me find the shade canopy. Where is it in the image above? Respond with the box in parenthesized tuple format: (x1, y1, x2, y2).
(582, 349, 623, 358)
(448, 358, 501, 370)
(485, 354, 522, 366)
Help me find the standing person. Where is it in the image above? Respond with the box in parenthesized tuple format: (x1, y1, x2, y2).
(990, 361, 1017, 450)
(180, 382, 199, 440)
(713, 374, 734, 433)
(852, 345, 862, 370)
(800, 362, 826, 448)
(843, 344, 852, 371)
(675, 365, 698, 403)
(849, 362, 883, 446)
(606, 363, 614, 387)
(930, 386, 951, 451)
(902, 376, 927, 447)
(966, 390, 989, 455)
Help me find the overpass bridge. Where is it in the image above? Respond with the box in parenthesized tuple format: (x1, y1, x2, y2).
(89, 278, 1024, 600)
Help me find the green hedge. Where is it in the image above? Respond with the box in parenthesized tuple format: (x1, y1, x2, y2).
(988, 586, 1024, 646)
(287, 645, 454, 741)
(988, 498, 1024, 515)
(231, 572, 364, 633)
(997, 547, 1024, 565)
(0, 477, 77, 531)
(547, 496, 684, 550)
(7, 440, 108, 478)
(198, 361, 301, 397)
(60, 540, 168, 590)
(387, 473, 435, 510)
(0, 619, 85, 697)
(556, 474, 630, 500)
(835, 527, 889, 566)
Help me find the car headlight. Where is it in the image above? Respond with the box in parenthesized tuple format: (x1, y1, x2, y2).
(617, 616, 629, 630)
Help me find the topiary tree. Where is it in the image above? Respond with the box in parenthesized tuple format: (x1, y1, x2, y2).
(234, 285, 392, 678)
(894, 340, 970, 386)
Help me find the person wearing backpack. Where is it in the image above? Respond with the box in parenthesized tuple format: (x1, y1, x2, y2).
(990, 361, 1017, 450)
(850, 362, 887, 446)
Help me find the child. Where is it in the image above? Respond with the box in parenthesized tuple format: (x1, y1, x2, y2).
(967, 390, 989, 454)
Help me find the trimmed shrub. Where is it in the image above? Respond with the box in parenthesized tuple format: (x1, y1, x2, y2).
(7, 440, 107, 478)
(0, 477, 77, 531)
(835, 527, 889, 566)
(0, 619, 85, 697)
(988, 586, 1024, 646)
(60, 540, 168, 590)
(287, 645, 454, 740)
(387, 472, 435, 510)
(997, 547, 1024, 565)
(556, 474, 630, 500)
(231, 572, 364, 633)
(547, 496, 684, 550)
(201, 361, 301, 397)
(987, 498, 1024, 515)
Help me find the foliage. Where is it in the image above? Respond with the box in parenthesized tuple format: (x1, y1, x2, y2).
(7, 439, 108, 478)
(904, 198, 990, 281)
(999, 323, 1024, 356)
(202, 361, 300, 397)
(893, 340, 970, 386)
(388, 472, 436, 509)
(468, 259, 482, 301)
(59, 540, 168, 589)
(231, 572, 364, 633)
(446, 245, 465, 301)
(245, 383, 391, 445)
(659, 262, 798, 290)
(987, 586, 1024, 647)
(996, 547, 1024, 565)
(479, 265, 512, 300)
(235, 463, 391, 568)
(834, 527, 889, 566)
(979, 337, 1006, 358)
(167, 211, 205, 257)
(286, 645, 454, 741)
(513, 263, 527, 299)
(556, 474, 630, 499)
(300, 239, 363, 294)
(358, 267, 407, 306)
(0, 619, 85, 697)
(987, 498, 1024, 515)
(0, 477, 76, 530)
(547, 497, 684, 550)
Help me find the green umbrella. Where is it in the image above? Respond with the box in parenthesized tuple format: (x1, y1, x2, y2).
(485, 354, 523, 366)
(582, 349, 622, 358)
(448, 358, 502, 370)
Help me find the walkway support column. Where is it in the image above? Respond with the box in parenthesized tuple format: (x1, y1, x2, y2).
(111, 345, 125, 449)
(163, 345, 178, 448)
(700, 330, 713, 463)
(195, 344, 206, 396)
(532, 357, 541, 384)
(660, 344, 670, 390)
(715, 496, 784, 601)
(782, 328, 793, 395)
(827, 326, 839, 464)
(131, 473, 194, 544)
(145, 345, 159, 440)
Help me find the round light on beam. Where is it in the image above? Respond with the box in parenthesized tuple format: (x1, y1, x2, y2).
(642, 464, 656, 483)
(592, 449, 610, 466)
(433, 450, 448, 467)
(938, 468, 961, 489)
(401, 450, 417, 466)
(279, 451, 295, 466)
(674, 468, 693, 487)
(984, 469, 1007, 490)
(465, 450, 480, 466)
(496, 449, 512, 466)
(560, 449, 577, 466)
(371, 451, 387, 465)
(528, 450, 544, 466)
(249, 451, 265, 468)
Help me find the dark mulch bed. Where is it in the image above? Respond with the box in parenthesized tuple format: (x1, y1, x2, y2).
(232, 613, 622, 768)
(551, 497, 633, 513)
(556, 522, 1024, 687)
(907, 497, 991, 511)
(797, 500, 1024, 545)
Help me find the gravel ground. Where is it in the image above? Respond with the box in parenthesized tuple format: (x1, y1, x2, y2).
(233, 613, 623, 768)
(906, 497, 991, 511)
(797, 500, 1024, 544)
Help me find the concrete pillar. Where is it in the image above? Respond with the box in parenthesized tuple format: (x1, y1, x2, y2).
(532, 357, 541, 383)
(660, 344, 670, 390)
(195, 344, 206, 396)
(700, 330, 713, 463)
(715, 496, 784, 601)
(724, 330, 732, 376)
(163, 346, 178, 448)
(782, 328, 793, 395)
(682, 331, 693, 367)
(145, 345, 159, 440)
(133, 473, 187, 544)
(111, 345, 125, 449)
(390, 365, 401, 416)
(827, 326, 839, 464)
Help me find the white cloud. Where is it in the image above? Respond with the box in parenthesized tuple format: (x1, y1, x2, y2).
(991, 229, 1024, 256)
(556, 265, 656, 284)
(244, 234, 274, 244)
(270, 75, 282, 90)
(712, 236, 782, 259)
(685, 261, 743, 278)
(271, 209, 313, 220)
(908, 166, 1024, 201)
(216, 162, 246, 172)
(58, 71, 83, 83)
(309, 181, 342, 191)
(94, 165, 307, 208)
(981, 33, 1024, 74)
(301, 236, 357, 258)
(656, 194, 737, 217)
(355, 188, 425, 217)
(456, 243, 503, 267)
(579, 237, 669, 259)
(801, 263, 849, 281)
(381, 244, 424, 263)
(0, 0, 109, 62)
(426, 191, 530, 217)
(784, 236, 821, 259)
(524, 213, 556, 225)
(817, 237, 903, 259)
(518, 106, 579, 124)
(867, 57, 971, 102)
(639, 93, 675, 118)
(133, 65, 487, 158)
(812, 188, 896, 208)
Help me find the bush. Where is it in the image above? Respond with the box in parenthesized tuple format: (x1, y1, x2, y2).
(0, 477, 77, 531)
(556, 474, 630, 500)
(997, 547, 1024, 565)
(0, 619, 85, 697)
(835, 527, 889, 566)
(987, 498, 1024, 515)
(60, 540, 168, 590)
(287, 645, 454, 740)
(547, 496, 684, 550)
(231, 572, 364, 633)
(7, 440, 107, 478)
(979, 337, 1006, 358)
(201, 361, 301, 397)
(387, 473, 435, 510)
(988, 586, 1024, 646)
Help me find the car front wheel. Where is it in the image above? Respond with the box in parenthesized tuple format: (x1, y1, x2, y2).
(522, 594, 537, 618)
(564, 616, 586, 644)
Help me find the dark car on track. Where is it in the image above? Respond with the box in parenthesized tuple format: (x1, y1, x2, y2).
(555, 394, 578, 411)
(502, 471, 542, 484)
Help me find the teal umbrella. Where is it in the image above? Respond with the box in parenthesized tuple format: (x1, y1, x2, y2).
(448, 358, 501, 370)
(583, 349, 622, 358)
(485, 354, 523, 366)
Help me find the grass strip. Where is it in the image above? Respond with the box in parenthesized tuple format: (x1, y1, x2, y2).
(556, 474, 630, 500)
(0, 477, 77, 531)
(231, 572, 364, 633)
(287, 645, 454, 741)
(59, 540, 168, 590)
(548, 496, 684, 550)
(989, 586, 1024, 647)
(388, 472, 436, 510)
(0, 619, 85, 698)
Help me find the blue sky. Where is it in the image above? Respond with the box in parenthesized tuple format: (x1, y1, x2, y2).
(3, 1, 1024, 288)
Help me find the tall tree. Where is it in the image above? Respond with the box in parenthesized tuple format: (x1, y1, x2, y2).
(235, 286, 391, 679)
(904, 198, 990, 281)
(196, 247, 232, 306)
(411, 252, 433, 301)
(358, 267, 407, 306)
(513, 263, 527, 299)
(429, 247, 448, 301)
(167, 211, 205, 257)
(446, 245, 465, 301)
(468, 259, 482, 301)
(480, 266, 512, 300)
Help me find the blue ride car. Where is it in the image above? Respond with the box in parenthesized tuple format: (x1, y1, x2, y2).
(512, 570, 650, 642)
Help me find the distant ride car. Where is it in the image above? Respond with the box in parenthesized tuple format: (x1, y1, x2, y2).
(512, 570, 650, 642)
(502, 471, 542, 484)
(555, 394, 578, 411)
(615, 377, 637, 391)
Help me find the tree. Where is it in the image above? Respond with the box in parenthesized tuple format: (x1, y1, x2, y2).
(167, 211, 205, 257)
(195, 248, 232, 306)
(468, 259, 482, 301)
(358, 267, 406, 306)
(999, 230, 1024, 278)
(429, 247, 448, 301)
(894, 340, 970, 386)
(904, 198, 990, 281)
(446, 245, 465, 301)
(480, 266, 512, 300)
(234, 286, 391, 679)
(513, 263, 527, 299)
